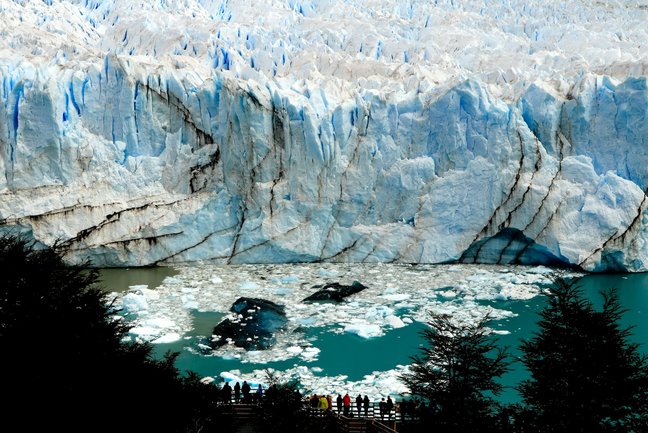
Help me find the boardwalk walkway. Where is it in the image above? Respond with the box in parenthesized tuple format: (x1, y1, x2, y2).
(220, 400, 411, 433)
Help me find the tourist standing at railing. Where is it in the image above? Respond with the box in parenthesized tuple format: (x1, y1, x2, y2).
(379, 398, 386, 419)
(343, 393, 351, 416)
(222, 382, 232, 404)
(355, 394, 362, 416)
(336, 394, 343, 413)
(319, 395, 329, 410)
(255, 384, 263, 403)
(233, 382, 241, 403)
(386, 396, 394, 420)
(363, 395, 370, 417)
(327, 394, 333, 411)
(242, 380, 251, 403)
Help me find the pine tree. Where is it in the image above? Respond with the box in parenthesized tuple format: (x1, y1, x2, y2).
(400, 312, 509, 433)
(519, 277, 648, 433)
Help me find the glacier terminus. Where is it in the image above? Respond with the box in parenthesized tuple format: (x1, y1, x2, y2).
(2, 0, 648, 271)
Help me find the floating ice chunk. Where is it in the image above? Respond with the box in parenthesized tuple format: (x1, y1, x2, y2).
(153, 332, 182, 344)
(240, 282, 261, 290)
(318, 268, 340, 277)
(200, 376, 215, 385)
(129, 326, 162, 339)
(122, 292, 148, 313)
(344, 320, 383, 338)
(272, 275, 300, 283)
(301, 347, 321, 361)
(500, 284, 539, 300)
(286, 346, 304, 355)
(438, 290, 457, 298)
(211, 276, 224, 284)
(180, 294, 198, 309)
(385, 315, 405, 329)
(144, 317, 175, 328)
(220, 371, 243, 384)
(163, 277, 182, 285)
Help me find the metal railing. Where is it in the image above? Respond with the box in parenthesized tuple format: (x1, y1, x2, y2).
(216, 394, 422, 423)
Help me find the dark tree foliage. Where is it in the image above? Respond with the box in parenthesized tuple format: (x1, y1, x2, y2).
(257, 371, 340, 433)
(0, 236, 228, 433)
(519, 277, 648, 433)
(400, 312, 509, 433)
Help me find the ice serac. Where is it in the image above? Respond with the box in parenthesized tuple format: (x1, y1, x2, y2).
(1, 0, 648, 271)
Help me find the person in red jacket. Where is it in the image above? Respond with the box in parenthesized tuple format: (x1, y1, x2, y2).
(343, 393, 351, 416)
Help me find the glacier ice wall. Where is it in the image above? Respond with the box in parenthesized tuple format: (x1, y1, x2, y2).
(1, 0, 648, 271)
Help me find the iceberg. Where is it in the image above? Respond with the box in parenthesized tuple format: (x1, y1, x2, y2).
(1, 0, 648, 271)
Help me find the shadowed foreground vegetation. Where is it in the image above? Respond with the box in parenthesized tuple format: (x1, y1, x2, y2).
(0, 236, 228, 433)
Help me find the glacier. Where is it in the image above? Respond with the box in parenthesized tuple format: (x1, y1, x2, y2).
(1, 0, 648, 271)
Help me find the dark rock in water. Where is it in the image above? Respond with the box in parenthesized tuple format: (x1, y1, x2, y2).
(211, 297, 288, 350)
(303, 281, 368, 302)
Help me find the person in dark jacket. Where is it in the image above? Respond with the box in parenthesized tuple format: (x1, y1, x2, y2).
(363, 395, 370, 417)
(242, 380, 251, 403)
(356, 394, 363, 416)
(336, 394, 343, 413)
(234, 382, 241, 403)
(222, 382, 232, 404)
(379, 398, 386, 419)
(386, 396, 394, 420)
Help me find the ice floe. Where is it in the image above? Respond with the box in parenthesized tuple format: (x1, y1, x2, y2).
(111, 263, 576, 396)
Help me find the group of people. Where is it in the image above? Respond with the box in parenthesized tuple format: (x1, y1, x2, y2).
(219, 380, 264, 404)
(218, 382, 407, 421)
(308, 393, 396, 420)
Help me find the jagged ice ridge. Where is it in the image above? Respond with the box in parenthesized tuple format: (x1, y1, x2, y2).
(2, 0, 648, 271)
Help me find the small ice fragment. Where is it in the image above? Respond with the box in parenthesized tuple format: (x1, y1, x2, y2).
(344, 321, 382, 338)
(385, 315, 405, 329)
(153, 333, 182, 344)
(240, 282, 261, 290)
(200, 376, 215, 384)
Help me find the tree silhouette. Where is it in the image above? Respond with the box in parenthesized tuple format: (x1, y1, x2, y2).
(0, 236, 227, 433)
(400, 312, 509, 433)
(519, 277, 648, 433)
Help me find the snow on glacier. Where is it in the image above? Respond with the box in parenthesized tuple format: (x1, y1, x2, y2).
(110, 263, 570, 396)
(2, 0, 648, 271)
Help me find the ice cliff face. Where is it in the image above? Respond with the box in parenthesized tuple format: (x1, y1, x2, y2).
(2, 0, 648, 271)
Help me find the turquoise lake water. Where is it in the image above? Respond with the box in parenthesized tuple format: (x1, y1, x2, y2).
(97, 267, 648, 404)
